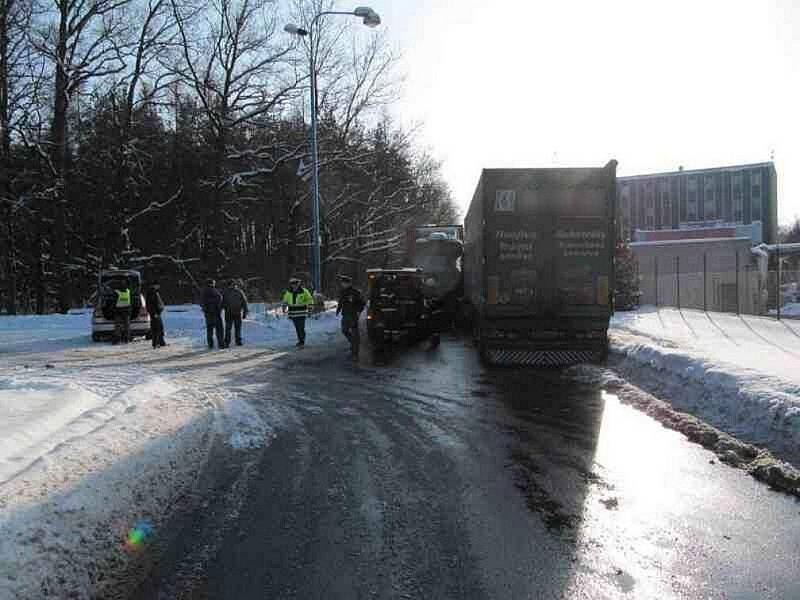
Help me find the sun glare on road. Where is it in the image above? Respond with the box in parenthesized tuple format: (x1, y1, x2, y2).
(594, 390, 692, 507)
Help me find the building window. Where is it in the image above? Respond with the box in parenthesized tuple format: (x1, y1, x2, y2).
(619, 184, 634, 231)
(751, 172, 762, 221)
(660, 182, 671, 227)
(687, 177, 698, 221)
(732, 173, 743, 222)
(645, 182, 655, 228)
(704, 175, 715, 221)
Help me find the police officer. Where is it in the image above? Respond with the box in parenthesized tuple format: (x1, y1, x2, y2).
(282, 277, 313, 346)
(114, 284, 132, 344)
(336, 275, 365, 359)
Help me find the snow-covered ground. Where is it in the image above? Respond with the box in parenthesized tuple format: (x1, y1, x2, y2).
(610, 307, 800, 465)
(0, 304, 341, 599)
(769, 302, 800, 318)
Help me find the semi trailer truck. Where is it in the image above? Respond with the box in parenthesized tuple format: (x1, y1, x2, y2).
(464, 161, 617, 366)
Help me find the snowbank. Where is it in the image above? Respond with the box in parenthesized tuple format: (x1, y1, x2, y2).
(0, 312, 92, 354)
(610, 307, 800, 466)
(0, 306, 342, 598)
(0, 372, 214, 599)
(769, 302, 800, 318)
(0, 300, 338, 355)
(160, 302, 339, 348)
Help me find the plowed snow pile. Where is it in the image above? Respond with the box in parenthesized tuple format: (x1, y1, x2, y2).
(610, 307, 800, 466)
(0, 305, 340, 599)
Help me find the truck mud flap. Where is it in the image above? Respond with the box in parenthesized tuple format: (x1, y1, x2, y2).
(485, 349, 600, 367)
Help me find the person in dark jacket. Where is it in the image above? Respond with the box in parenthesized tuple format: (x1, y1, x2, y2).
(146, 283, 167, 349)
(336, 275, 365, 358)
(200, 278, 224, 349)
(222, 279, 249, 347)
(100, 282, 117, 321)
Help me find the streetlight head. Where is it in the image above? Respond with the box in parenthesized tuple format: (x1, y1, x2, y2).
(284, 23, 308, 36)
(353, 6, 381, 27)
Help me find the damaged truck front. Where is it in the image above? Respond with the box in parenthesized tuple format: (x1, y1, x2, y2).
(464, 161, 617, 366)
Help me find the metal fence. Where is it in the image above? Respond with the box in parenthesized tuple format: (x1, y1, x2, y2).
(638, 255, 799, 319)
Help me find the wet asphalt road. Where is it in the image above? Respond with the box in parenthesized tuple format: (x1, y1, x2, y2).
(133, 334, 800, 600)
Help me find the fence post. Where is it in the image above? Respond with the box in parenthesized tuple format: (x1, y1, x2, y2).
(777, 244, 781, 321)
(703, 252, 707, 312)
(735, 250, 740, 315)
(654, 255, 659, 307)
(676, 255, 680, 310)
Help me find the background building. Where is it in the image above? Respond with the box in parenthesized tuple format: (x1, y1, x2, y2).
(616, 162, 778, 244)
(630, 236, 765, 315)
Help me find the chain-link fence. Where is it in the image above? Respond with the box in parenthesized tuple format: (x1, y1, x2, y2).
(636, 250, 800, 319)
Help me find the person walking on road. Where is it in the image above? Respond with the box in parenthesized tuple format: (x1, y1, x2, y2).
(282, 277, 313, 347)
(223, 279, 249, 347)
(201, 278, 225, 349)
(146, 283, 167, 349)
(114, 284, 132, 344)
(336, 275, 365, 359)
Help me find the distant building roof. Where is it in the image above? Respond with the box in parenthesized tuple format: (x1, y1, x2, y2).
(636, 226, 737, 242)
(634, 221, 763, 245)
(618, 162, 775, 182)
(630, 237, 753, 248)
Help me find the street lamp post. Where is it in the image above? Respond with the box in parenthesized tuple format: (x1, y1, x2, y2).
(285, 7, 381, 293)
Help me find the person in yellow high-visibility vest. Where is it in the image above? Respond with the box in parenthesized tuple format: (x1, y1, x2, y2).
(114, 286, 132, 344)
(282, 277, 313, 347)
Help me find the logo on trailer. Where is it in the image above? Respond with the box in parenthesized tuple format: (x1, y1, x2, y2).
(495, 190, 516, 212)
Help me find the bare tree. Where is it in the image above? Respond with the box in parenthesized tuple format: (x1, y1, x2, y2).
(99, 0, 182, 265)
(32, 0, 134, 311)
(1, 0, 48, 313)
(170, 0, 299, 275)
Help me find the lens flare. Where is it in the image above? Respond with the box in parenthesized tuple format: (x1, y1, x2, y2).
(125, 519, 154, 550)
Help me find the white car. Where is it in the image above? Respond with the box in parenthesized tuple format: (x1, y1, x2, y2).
(91, 269, 151, 342)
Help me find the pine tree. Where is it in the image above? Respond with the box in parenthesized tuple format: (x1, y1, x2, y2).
(614, 240, 640, 310)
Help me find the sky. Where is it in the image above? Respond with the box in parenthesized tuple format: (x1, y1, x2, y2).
(343, 0, 800, 226)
